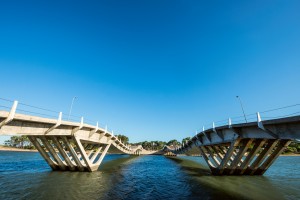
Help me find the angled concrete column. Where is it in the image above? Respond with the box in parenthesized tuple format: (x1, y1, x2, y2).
(28, 136, 58, 170)
(218, 140, 240, 175)
(90, 143, 111, 171)
(217, 146, 235, 163)
(62, 136, 85, 171)
(239, 139, 266, 175)
(211, 146, 224, 160)
(249, 140, 279, 175)
(90, 146, 103, 164)
(52, 137, 76, 171)
(199, 146, 216, 171)
(229, 139, 253, 175)
(254, 140, 291, 175)
(87, 145, 95, 158)
(40, 137, 66, 170)
(204, 146, 220, 166)
(73, 137, 93, 171)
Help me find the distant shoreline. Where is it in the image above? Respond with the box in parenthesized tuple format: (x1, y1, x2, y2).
(279, 153, 300, 156)
(0, 146, 38, 152)
(0, 146, 299, 156)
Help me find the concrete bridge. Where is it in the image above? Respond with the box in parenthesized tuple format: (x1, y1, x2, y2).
(1, 99, 299, 175)
(0, 101, 145, 172)
(164, 113, 300, 175)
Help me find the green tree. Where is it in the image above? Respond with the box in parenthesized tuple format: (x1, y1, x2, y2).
(284, 141, 300, 154)
(4, 140, 11, 146)
(8, 136, 31, 149)
(116, 134, 129, 144)
(182, 137, 191, 145)
(167, 139, 181, 148)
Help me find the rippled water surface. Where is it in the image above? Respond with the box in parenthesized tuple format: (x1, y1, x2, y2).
(0, 151, 299, 200)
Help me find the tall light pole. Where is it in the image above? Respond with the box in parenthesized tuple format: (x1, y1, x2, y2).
(236, 96, 247, 123)
(68, 96, 77, 120)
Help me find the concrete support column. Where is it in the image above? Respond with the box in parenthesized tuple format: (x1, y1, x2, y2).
(74, 137, 93, 171)
(87, 145, 95, 159)
(229, 139, 253, 175)
(217, 146, 235, 164)
(199, 146, 216, 170)
(52, 137, 76, 171)
(238, 139, 266, 174)
(28, 136, 58, 170)
(90, 143, 111, 171)
(211, 146, 224, 161)
(90, 146, 103, 164)
(204, 146, 220, 167)
(40, 137, 66, 170)
(218, 140, 240, 174)
(255, 140, 291, 175)
(62, 136, 85, 171)
(250, 140, 279, 175)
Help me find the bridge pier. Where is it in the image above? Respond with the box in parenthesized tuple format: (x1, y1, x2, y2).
(164, 152, 176, 156)
(199, 139, 291, 175)
(28, 136, 111, 172)
(133, 149, 141, 156)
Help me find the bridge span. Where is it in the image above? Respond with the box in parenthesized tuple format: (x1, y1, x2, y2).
(0, 100, 145, 172)
(1, 98, 299, 175)
(164, 113, 300, 175)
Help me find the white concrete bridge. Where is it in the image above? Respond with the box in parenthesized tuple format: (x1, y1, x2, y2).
(0, 100, 144, 172)
(1, 98, 299, 175)
(164, 113, 300, 175)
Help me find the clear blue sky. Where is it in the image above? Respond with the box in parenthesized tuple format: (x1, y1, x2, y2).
(0, 0, 300, 144)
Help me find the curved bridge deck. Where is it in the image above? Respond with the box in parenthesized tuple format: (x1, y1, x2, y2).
(0, 101, 144, 171)
(165, 114, 300, 175)
(1, 100, 299, 175)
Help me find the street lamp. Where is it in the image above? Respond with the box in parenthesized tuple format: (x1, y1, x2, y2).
(236, 96, 247, 123)
(68, 96, 77, 120)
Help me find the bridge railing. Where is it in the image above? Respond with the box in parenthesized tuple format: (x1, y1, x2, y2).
(0, 97, 125, 141)
(191, 103, 300, 138)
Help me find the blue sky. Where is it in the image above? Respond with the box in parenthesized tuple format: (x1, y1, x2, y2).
(0, 0, 300, 144)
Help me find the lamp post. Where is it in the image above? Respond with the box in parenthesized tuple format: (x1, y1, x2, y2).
(236, 96, 247, 123)
(68, 96, 77, 120)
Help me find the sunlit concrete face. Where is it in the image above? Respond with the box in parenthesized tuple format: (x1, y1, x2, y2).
(1, 100, 300, 175)
(164, 115, 300, 175)
(0, 101, 146, 172)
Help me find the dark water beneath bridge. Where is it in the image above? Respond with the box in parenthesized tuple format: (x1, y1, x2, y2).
(0, 151, 299, 200)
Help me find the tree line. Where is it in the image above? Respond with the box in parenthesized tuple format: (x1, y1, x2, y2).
(3, 135, 300, 154)
(4, 136, 34, 149)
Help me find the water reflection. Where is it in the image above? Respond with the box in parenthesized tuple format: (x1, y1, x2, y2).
(28, 155, 140, 200)
(0, 152, 299, 200)
(168, 156, 287, 200)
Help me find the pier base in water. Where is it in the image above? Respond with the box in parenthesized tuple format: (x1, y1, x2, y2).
(199, 139, 291, 175)
(28, 136, 111, 172)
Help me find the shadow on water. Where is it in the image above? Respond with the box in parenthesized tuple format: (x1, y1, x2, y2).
(0, 154, 141, 200)
(1, 152, 299, 200)
(167, 156, 286, 200)
(168, 156, 211, 176)
(99, 155, 141, 172)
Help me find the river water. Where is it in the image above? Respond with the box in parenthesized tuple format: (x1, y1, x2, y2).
(0, 151, 299, 200)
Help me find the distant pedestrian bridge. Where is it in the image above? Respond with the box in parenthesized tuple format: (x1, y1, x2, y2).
(0, 98, 299, 175)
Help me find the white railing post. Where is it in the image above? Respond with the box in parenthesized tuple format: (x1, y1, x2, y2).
(228, 118, 232, 128)
(45, 112, 62, 134)
(257, 112, 265, 130)
(0, 100, 18, 128)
